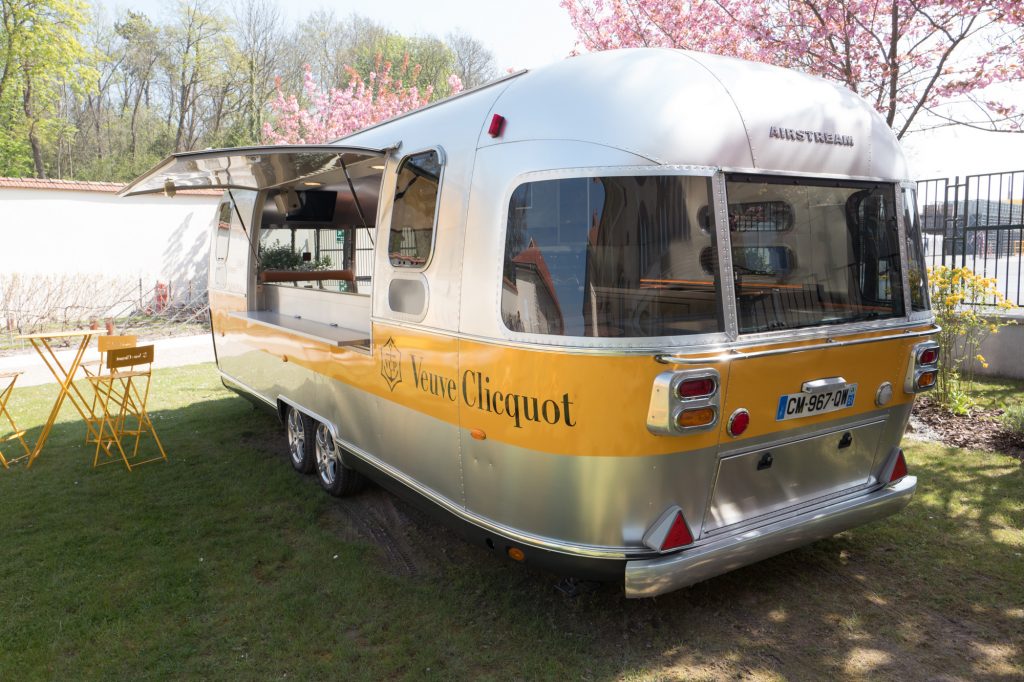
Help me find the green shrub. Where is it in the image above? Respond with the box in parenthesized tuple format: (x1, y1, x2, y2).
(1003, 404, 1024, 434)
(929, 265, 1015, 413)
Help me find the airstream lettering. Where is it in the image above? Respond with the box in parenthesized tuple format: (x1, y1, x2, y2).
(122, 49, 937, 598)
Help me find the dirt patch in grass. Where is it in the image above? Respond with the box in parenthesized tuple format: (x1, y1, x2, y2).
(911, 397, 1024, 462)
(320, 487, 487, 580)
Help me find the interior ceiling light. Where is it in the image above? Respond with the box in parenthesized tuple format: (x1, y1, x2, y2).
(303, 181, 322, 187)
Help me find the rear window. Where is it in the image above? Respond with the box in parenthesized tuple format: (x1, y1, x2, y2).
(725, 175, 905, 333)
(501, 175, 722, 337)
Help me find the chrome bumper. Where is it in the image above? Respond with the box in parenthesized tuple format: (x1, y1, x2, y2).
(624, 476, 917, 598)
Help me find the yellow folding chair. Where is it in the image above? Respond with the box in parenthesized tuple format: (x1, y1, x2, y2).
(87, 344, 167, 471)
(82, 335, 137, 444)
(0, 371, 31, 469)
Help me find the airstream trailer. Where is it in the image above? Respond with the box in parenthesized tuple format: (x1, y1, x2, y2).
(121, 49, 937, 598)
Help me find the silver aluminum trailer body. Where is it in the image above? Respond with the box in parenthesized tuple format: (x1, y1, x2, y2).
(123, 49, 933, 597)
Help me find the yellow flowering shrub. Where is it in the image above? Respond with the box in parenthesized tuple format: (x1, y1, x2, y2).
(929, 266, 1016, 413)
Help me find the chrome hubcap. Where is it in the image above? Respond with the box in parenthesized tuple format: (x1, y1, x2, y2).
(315, 423, 338, 486)
(287, 409, 305, 466)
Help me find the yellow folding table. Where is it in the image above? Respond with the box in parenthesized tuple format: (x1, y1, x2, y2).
(0, 371, 31, 468)
(17, 329, 104, 468)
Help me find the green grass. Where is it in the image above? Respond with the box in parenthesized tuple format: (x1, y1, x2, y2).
(971, 374, 1024, 412)
(1, 364, 1022, 680)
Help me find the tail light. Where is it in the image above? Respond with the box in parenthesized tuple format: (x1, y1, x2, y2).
(905, 340, 939, 394)
(647, 369, 721, 435)
(676, 377, 716, 399)
(889, 449, 908, 482)
(676, 407, 716, 429)
(642, 506, 695, 552)
(727, 408, 750, 437)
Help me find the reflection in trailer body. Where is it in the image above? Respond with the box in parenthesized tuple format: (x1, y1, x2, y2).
(122, 49, 937, 598)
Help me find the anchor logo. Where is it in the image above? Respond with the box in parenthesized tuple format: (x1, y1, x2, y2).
(380, 337, 402, 391)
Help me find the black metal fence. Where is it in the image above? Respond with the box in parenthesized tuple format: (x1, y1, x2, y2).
(916, 171, 1024, 306)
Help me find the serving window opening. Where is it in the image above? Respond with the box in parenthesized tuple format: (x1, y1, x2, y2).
(258, 163, 382, 296)
(500, 175, 723, 338)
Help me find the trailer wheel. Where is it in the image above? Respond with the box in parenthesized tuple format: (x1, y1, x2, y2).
(314, 422, 366, 497)
(285, 406, 316, 474)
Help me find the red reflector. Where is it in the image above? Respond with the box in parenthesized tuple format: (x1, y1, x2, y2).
(728, 409, 750, 437)
(487, 114, 505, 137)
(676, 377, 715, 399)
(889, 450, 908, 482)
(661, 511, 694, 551)
(919, 348, 938, 365)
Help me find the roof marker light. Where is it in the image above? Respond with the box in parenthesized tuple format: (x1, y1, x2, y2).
(488, 114, 506, 138)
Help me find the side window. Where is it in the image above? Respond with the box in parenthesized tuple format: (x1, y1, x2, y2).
(903, 188, 930, 311)
(389, 150, 442, 268)
(215, 201, 232, 261)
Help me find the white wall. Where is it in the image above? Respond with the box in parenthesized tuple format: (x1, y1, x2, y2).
(0, 187, 220, 300)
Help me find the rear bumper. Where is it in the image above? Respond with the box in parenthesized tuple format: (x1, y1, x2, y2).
(624, 475, 917, 598)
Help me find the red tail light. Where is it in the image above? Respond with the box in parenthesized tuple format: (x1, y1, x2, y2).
(727, 408, 750, 437)
(676, 377, 716, 399)
(661, 511, 694, 551)
(889, 449, 908, 482)
(919, 347, 938, 365)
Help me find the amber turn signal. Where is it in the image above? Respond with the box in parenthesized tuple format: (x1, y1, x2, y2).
(917, 371, 936, 389)
(676, 407, 715, 429)
(507, 547, 525, 562)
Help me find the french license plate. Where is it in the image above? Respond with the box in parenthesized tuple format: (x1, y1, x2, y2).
(775, 384, 857, 421)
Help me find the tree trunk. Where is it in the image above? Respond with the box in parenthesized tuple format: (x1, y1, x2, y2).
(21, 74, 45, 178)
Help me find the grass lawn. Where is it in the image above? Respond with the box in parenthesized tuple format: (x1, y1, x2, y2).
(1, 363, 1021, 680)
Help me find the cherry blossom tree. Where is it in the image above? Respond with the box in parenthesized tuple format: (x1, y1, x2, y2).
(561, 0, 1024, 138)
(263, 55, 463, 144)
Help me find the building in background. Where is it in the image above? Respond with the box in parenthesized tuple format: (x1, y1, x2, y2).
(0, 177, 220, 334)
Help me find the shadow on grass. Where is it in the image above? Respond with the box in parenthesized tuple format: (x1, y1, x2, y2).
(1, 367, 1021, 680)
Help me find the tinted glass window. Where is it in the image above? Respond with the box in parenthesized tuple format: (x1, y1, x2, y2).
(725, 175, 905, 333)
(215, 201, 231, 261)
(389, 151, 441, 268)
(903, 188, 930, 311)
(501, 175, 721, 337)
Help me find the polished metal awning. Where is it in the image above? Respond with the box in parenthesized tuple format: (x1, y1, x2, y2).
(118, 144, 385, 197)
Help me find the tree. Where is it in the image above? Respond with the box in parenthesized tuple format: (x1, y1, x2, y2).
(1, 0, 94, 176)
(229, 0, 282, 145)
(263, 56, 463, 145)
(446, 29, 499, 89)
(163, 0, 233, 152)
(560, 0, 1024, 138)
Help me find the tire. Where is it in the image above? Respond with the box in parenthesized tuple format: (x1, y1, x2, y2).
(314, 422, 366, 497)
(285, 406, 316, 474)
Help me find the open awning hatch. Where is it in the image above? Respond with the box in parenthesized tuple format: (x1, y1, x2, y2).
(118, 144, 386, 197)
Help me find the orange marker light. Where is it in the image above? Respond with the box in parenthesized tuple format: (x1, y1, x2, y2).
(507, 547, 525, 561)
(676, 407, 715, 429)
(917, 371, 936, 389)
(470, 429, 487, 441)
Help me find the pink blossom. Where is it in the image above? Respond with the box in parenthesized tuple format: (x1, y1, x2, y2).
(560, 0, 1024, 137)
(264, 58, 463, 145)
